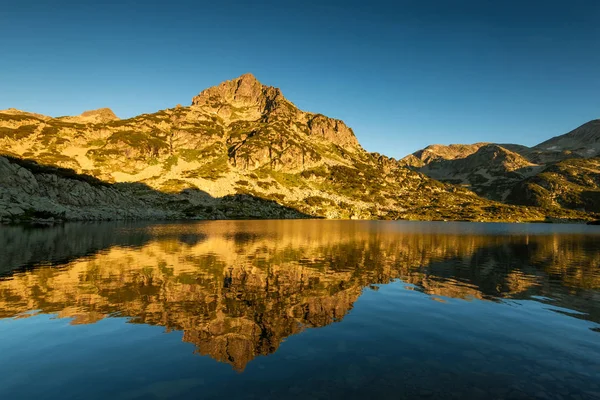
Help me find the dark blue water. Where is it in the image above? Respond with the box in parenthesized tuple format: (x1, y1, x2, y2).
(0, 220, 599, 400)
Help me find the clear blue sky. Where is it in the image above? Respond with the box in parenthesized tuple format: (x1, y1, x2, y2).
(1, 0, 599, 158)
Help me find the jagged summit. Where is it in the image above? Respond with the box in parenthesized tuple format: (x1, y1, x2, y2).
(191, 73, 280, 106)
(191, 73, 291, 121)
(191, 73, 360, 149)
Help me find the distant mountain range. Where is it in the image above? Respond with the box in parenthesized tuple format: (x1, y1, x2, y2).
(401, 120, 600, 212)
(0, 73, 598, 223)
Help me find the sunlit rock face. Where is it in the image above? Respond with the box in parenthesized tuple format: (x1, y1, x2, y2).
(192, 73, 290, 121)
(1, 221, 598, 370)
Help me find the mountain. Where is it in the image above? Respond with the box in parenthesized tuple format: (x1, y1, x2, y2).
(408, 144, 543, 201)
(0, 74, 596, 223)
(507, 157, 600, 212)
(403, 121, 600, 213)
(533, 119, 600, 158)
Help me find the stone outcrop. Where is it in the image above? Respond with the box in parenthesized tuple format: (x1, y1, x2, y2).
(192, 73, 289, 120)
(69, 107, 119, 123)
(306, 114, 358, 149)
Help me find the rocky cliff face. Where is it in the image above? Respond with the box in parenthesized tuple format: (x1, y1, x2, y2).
(0, 74, 596, 222)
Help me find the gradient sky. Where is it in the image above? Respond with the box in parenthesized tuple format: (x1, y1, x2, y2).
(1, 0, 599, 158)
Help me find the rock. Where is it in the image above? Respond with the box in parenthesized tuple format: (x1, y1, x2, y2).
(307, 114, 359, 149)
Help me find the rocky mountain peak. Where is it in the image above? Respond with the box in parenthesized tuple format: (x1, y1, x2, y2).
(190, 74, 360, 150)
(191, 73, 289, 119)
(402, 143, 491, 167)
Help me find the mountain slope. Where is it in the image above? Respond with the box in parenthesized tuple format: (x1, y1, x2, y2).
(400, 143, 489, 168)
(534, 119, 600, 158)
(0, 155, 310, 222)
(403, 120, 600, 212)
(0, 74, 594, 223)
(507, 157, 600, 212)
(415, 144, 542, 200)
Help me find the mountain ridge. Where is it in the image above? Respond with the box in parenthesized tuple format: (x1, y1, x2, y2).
(403, 121, 600, 212)
(0, 74, 597, 223)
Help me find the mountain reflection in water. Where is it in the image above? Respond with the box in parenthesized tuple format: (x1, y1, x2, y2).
(1, 220, 599, 373)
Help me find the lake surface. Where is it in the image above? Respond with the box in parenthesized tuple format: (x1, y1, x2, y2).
(0, 220, 599, 400)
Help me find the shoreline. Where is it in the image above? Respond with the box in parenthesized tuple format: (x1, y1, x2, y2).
(1, 215, 595, 227)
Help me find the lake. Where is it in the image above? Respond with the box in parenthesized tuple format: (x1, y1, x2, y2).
(0, 220, 599, 400)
